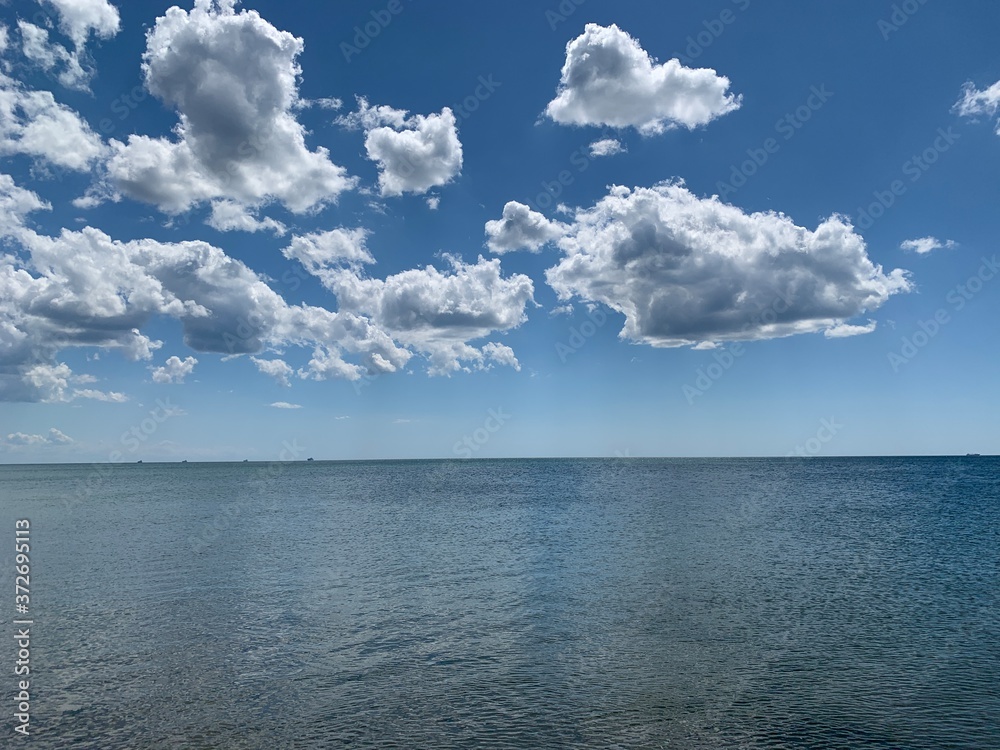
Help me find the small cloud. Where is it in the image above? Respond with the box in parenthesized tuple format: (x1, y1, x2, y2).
(393, 418, 414, 424)
(485, 201, 566, 253)
(251, 357, 294, 387)
(334, 415, 351, 420)
(207, 200, 286, 235)
(270, 401, 302, 409)
(693, 341, 717, 350)
(73, 388, 129, 402)
(589, 138, 626, 157)
(954, 79, 1000, 133)
(481, 342, 521, 372)
(150, 355, 198, 384)
(1, 428, 74, 448)
(47, 428, 74, 444)
(310, 97, 344, 110)
(900, 237, 957, 255)
(824, 320, 878, 338)
(339, 97, 463, 196)
(426, 195, 440, 210)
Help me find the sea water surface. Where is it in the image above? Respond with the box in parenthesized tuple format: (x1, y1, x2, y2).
(0, 457, 998, 748)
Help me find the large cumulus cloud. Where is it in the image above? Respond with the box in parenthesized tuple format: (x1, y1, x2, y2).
(104, 0, 354, 214)
(0, 176, 409, 401)
(545, 24, 741, 135)
(545, 182, 911, 347)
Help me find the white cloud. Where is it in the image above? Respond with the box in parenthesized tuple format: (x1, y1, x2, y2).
(545, 182, 911, 348)
(282, 228, 374, 272)
(49, 427, 74, 443)
(824, 321, 878, 338)
(0, 182, 412, 400)
(207, 200, 286, 234)
(309, 97, 343, 110)
(270, 401, 301, 409)
(42, 0, 120, 48)
(485, 201, 566, 254)
(900, 237, 957, 255)
(545, 24, 741, 135)
(251, 356, 293, 386)
(589, 138, 626, 157)
(73, 387, 128, 402)
(481, 342, 520, 371)
(426, 196, 440, 210)
(17, 1, 119, 90)
(17, 21, 88, 90)
(954, 79, 1000, 133)
(0, 71, 106, 170)
(341, 98, 463, 196)
(12, 362, 126, 402)
(1, 427, 74, 448)
(0, 173, 51, 226)
(105, 0, 355, 214)
(2, 432, 48, 446)
(150, 355, 198, 384)
(321, 255, 534, 375)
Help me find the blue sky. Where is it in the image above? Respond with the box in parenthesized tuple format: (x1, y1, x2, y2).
(1, 0, 998, 462)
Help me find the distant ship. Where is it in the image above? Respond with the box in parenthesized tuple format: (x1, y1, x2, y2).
(307, 457, 315, 462)
(966, 453, 981, 457)
(137, 460, 143, 464)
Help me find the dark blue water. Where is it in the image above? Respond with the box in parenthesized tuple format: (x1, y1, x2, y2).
(1, 457, 998, 748)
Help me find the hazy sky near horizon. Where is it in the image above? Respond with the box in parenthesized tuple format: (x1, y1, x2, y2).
(1, 0, 998, 462)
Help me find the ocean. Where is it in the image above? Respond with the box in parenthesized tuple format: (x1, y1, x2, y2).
(0, 457, 997, 748)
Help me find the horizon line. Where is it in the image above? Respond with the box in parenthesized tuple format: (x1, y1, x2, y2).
(0, 454, 994, 467)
